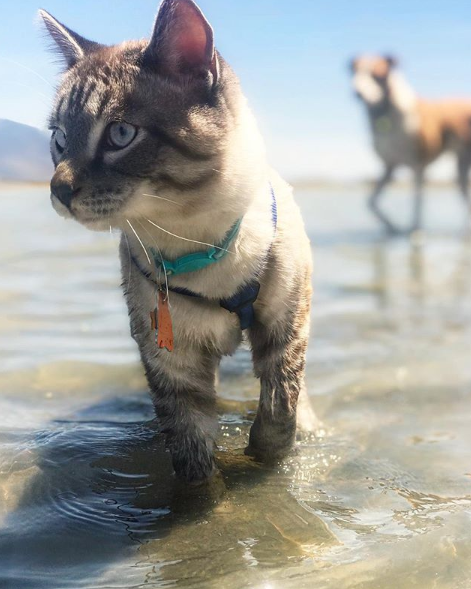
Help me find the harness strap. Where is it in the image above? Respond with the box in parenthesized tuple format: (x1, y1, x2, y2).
(220, 280, 261, 330)
(130, 185, 277, 330)
(149, 217, 242, 277)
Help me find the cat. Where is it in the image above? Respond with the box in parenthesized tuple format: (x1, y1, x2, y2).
(351, 54, 471, 233)
(40, 0, 313, 483)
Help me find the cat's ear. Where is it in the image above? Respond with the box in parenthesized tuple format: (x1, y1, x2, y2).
(145, 0, 218, 82)
(39, 9, 102, 68)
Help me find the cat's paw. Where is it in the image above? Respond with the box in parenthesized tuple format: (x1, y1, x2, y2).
(245, 415, 297, 463)
(168, 435, 217, 484)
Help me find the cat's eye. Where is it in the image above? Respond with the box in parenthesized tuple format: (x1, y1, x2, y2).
(107, 122, 138, 149)
(53, 128, 66, 152)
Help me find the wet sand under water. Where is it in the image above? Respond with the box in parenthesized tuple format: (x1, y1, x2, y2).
(1, 183, 471, 588)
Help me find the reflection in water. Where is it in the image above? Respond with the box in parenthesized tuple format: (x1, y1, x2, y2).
(370, 230, 471, 323)
(371, 233, 427, 309)
(0, 403, 336, 588)
(1, 185, 471, 588)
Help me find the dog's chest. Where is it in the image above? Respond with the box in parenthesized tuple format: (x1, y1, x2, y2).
(372, 113, 420, 166)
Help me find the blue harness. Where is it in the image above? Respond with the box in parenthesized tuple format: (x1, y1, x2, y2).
(131, 186, 277, 330)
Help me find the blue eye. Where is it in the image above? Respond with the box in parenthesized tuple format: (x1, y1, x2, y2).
(107, 122, 138, 149)
(53, 128, 66, 151)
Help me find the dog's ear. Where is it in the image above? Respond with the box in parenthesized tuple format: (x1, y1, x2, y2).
(384, 54, 398, 69)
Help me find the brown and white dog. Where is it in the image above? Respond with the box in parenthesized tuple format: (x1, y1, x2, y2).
(351, 54, 471, 233)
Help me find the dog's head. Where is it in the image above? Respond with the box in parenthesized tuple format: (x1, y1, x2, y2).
(349, 54, 398, 109)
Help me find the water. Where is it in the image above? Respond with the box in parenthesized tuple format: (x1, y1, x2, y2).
(1, 183, 471, 588)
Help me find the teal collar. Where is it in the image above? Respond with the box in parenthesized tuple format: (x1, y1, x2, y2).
(149, 217, 242, 277)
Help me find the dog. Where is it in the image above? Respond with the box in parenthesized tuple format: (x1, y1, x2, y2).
(351, 54, 471, 233)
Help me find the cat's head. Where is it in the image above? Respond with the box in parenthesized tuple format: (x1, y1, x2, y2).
(40, 0, 242, 232)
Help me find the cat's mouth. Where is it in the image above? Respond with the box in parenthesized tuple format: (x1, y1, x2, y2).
(50, 193, 118, 232)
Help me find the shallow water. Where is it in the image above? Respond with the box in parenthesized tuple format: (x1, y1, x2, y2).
(1, 183, 471, 588)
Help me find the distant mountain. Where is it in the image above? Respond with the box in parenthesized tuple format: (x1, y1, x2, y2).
(0, 119, 52, 182)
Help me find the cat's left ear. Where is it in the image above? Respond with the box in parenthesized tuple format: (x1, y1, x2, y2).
(145, 0, 219, 83)
(39, 9, 102, 69)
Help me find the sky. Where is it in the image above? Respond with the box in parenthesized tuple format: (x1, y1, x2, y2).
(2, 0, 471, 181)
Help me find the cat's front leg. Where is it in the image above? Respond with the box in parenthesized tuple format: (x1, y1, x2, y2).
(246, 293, 310, 462)
(141, 348, 219, 483)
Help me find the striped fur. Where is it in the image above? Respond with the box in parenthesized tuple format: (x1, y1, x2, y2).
(41, 0, 313, 482)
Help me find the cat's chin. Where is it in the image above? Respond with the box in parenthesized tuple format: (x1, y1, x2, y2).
(77, 216, 116, 232)
(51, 194, 114, 232)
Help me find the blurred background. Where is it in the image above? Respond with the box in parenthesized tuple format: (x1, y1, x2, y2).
(2, 2, 471, 589)
(3, 0, 471, 183)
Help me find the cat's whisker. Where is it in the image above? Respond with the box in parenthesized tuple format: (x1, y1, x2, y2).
(0, 56, 54, 89)
(126, 219, 151, 265)
(142, 193, 181, 206)
(5, 81, 51, 106)
(145, 218, 233, 254)
(136, 220, 169, 302)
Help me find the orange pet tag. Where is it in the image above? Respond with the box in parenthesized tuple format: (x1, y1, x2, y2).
(156, 291, 174, 352)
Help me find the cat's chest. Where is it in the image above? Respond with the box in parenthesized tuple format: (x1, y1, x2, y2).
(130, 276, 242, 356)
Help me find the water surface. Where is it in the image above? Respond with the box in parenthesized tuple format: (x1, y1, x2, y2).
(1, 183, 471, 588)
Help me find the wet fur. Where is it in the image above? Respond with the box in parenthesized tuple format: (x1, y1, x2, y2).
(41, 0, 313, 482)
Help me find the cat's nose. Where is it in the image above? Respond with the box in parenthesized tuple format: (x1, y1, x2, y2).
(51, 180, 81, 209)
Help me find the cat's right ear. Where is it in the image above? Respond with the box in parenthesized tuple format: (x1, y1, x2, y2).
(39, 9, 102, 69)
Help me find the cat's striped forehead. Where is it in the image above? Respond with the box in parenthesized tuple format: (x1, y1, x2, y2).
(54, 77, 109, 121)
(50, 45, 143, 124)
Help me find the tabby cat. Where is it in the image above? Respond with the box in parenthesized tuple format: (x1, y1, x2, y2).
(40, 0, 313, 482)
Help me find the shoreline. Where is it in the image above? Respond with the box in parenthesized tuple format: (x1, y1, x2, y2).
(0, 178, 461, 193)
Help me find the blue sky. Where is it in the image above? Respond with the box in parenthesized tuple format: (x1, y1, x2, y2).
(2, 0, 471, 180)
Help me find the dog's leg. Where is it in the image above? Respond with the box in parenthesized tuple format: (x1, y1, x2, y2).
(142, 348, 219, 483)
(246, 282, 311, 462)
(368, 165, 398, 233)
(457, 151, 471, 210)
(411, 167, 425, 232)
